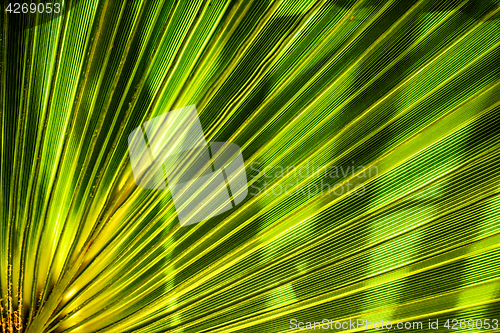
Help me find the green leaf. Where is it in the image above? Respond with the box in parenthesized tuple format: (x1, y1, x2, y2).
(1, 0, 499, 332)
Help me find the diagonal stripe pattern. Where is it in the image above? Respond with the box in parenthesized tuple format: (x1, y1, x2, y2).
(0, 0, 499, 332)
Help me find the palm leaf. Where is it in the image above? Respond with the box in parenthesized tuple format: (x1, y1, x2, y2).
(1, 0, 500, 332)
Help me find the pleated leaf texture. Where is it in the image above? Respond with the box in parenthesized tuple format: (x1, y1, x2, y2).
(1, 0, 500, 332)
